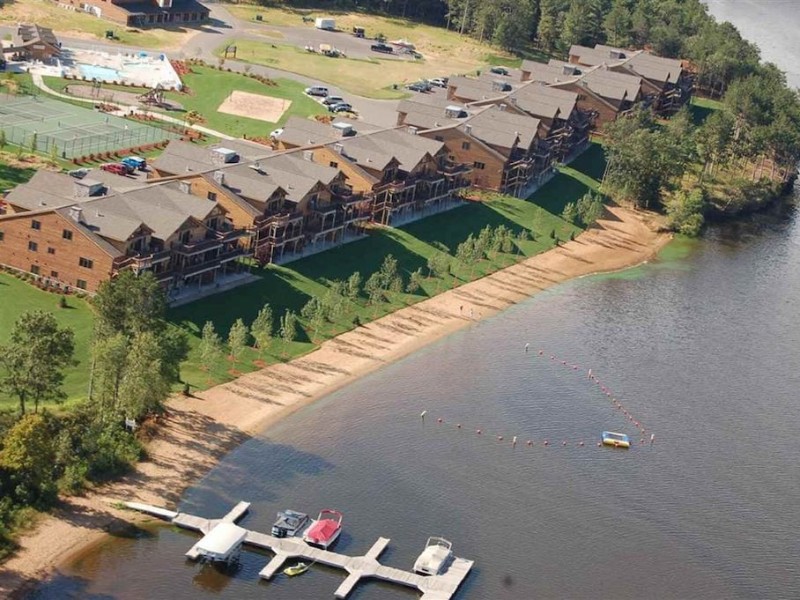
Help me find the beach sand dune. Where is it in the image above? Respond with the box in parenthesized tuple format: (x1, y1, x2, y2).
(0, 204, 669, 598)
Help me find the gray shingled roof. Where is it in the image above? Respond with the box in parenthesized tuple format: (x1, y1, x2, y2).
(507, 82, 578, 121)
(72, 182, 218, 242)
(580, 66, 642, 101)
(329, 137, 397, 172)
(332, 128, 443, 173)
(4, 171, 110, 211)
(570, 44, 683, 85)
(224, 153, 338, 203)
(52, 208, 125, 259)
(460, 107, 540, 151)
(398, 99, 469, 130)
(207, 168, 283, 208)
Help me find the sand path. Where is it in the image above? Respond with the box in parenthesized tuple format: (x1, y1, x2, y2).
(0, 204, 670, 597)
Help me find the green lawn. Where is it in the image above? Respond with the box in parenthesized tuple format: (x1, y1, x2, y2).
(0, 161, 36, 191)
(163, 66, 326, 137)
(0, 146, 601, 407)
(533, 143, 607, 216)
(0, 274, 95, 411)
(689, 96, 723, 126)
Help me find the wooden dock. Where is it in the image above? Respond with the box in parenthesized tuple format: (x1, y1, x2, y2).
(125, 500, 474, 600)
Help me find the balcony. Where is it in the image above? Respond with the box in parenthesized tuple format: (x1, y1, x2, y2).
(181, 248, 247, 278)
(115, 248, 172, 272)
(255, 211, 304, 228)
(438, 162, 472, 177)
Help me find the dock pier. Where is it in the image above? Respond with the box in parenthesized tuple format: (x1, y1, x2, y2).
(124, 500, 474, 600)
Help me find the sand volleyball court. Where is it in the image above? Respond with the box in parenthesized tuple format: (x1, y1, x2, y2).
(217, 91, 291, 122)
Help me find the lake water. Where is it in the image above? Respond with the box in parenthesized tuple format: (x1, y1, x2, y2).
(29, 4, 800, 600)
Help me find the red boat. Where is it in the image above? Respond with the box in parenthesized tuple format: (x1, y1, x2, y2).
(303, 509, 343, 549)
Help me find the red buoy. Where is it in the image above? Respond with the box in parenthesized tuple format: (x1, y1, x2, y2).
(543, 440, 549, 446)
(562, 441, 567, 446)
(597, 442, 602, 447)
(498, 435, 504, 441)
(476, 429, 482, 435)
(579, 441, 585, 447)
(437, 418, 443, 424)
(456, 423, 462, 429)
(526, 440, 533, 447)
(538, 350, 544, 355)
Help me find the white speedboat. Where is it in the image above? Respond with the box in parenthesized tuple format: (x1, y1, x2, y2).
(413, 537, 453, 575)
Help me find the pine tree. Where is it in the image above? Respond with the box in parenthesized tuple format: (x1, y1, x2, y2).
(279, 310, 298, 358)
(199, 321, 223, 374)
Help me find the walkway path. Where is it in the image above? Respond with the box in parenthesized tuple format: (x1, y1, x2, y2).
(30, 72, 235, 140)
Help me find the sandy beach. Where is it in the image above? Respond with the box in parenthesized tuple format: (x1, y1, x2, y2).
(0, 204, 670, 597)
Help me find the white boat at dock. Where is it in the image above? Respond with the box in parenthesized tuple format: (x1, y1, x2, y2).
(303, 509, 343, 549)
(413, 536, 453, 575)
(190, 522, 247, 565)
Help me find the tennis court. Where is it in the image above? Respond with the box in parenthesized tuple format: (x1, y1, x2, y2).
(0, 95, 180, 158)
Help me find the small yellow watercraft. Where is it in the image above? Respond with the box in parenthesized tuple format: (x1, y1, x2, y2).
(284, 562, 310, 577)
(602, 431, 631, 448)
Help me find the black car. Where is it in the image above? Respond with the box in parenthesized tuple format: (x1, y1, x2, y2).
(490, 66, 510, 76)
(406, 81, 431, 92)
(371, 43, 394, 54)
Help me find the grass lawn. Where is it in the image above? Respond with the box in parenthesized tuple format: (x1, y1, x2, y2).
(0, 274, 95, 412)
(0, 159, 36, 191)
(689, 96, 723, 125)
(0, 0, 197, 49)
(171, 192, 580, 391)
(0, 145, 601, 408)
(163, 66, 325, 137)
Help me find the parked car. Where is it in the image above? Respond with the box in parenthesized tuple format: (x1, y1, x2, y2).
(429, 77, 448, 88)
(270, 128, 284, 138)
(67, 168, 90, 179)
(305, 85, 329, 97)
(100, 163, 129, 176)
(322, 95, 346, 106)
(370, 42, 394, 53)
(490, 66, 510, 76)
(406, 81, 431, 92)
(329, 102, 353, 113)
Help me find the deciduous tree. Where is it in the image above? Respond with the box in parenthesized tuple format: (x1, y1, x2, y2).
(0, 311, 75, 415)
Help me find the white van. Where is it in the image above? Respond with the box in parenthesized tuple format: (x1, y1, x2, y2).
(305, 85, 329, 97)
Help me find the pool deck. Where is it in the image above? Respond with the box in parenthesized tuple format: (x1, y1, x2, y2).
(124, 500, 474, 600)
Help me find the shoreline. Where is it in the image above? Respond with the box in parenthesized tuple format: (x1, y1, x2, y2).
(0, 204, 671, 598)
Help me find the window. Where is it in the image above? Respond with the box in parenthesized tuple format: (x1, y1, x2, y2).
(79, 257, 93, 269)
(30, 265, 40, 275)
(181, 230, 191, 244)
(207, 191, 217, 201)
(31, 219, 41, 230)
(62, 229, 73, 240)
(76, 279, 87, 290)
(208, 218, 218, 229)
(473, 161, 486, 170)
(461, 141, 471, 150)
(0, 230, 4, 242)
(434, 135, 444, 142)
(329, 161, 338, 168)
(47, 247, 56, 255)
(50, 270, 59, 278)
(28, 241, 38, 251)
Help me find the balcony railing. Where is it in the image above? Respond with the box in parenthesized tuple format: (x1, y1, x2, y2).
(182, 248, 247, 278)
(115, 248, 172, 271)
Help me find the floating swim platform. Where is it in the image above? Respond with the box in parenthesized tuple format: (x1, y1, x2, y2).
(602, 431, 630, 448)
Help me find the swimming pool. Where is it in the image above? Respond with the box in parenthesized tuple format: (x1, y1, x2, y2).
(79, 64, 121, 81)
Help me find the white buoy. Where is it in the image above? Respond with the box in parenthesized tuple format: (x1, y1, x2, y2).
(420, 410, 427, 422)
(650, 433, 655, 445)
(512, 436, 518, 448)
(524, 343, 529, 353)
